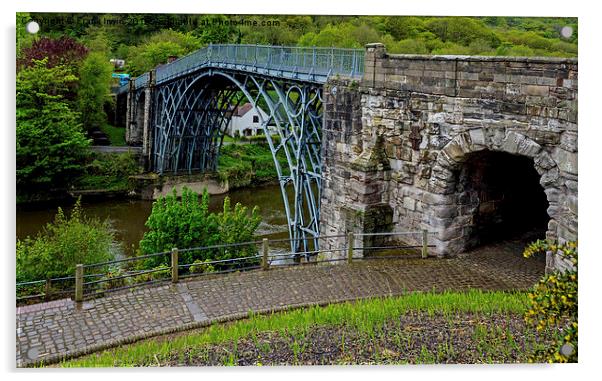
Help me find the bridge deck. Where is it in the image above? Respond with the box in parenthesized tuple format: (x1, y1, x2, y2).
(16, 239, 544, 367)
(118, 44, 365, 94)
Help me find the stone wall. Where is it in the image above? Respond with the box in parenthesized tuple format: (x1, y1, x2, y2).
(320, 43, 578, 272)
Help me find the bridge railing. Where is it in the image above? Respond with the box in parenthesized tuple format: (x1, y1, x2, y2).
(16, 230, 435, 305)
(207, 44, 364, 79)
(134, 72, 150, 88)
(123, 44, 365, 89)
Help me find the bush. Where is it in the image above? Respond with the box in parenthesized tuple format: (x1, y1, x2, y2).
(523, 240, 577, 363)
(189, 259, 216, 274)
(138, 187, 261, 269)
(16, 199, 116, 282)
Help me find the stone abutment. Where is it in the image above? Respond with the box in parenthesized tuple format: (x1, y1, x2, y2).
(319, 43, 578, 272)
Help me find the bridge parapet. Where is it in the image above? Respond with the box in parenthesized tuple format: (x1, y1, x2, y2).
(362, 42, 577, 111)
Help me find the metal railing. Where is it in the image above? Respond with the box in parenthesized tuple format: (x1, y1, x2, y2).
(16, 230, 434, 305)
(117, 44, 365, 94)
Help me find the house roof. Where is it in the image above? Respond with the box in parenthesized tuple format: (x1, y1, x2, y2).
(233, 103, 254, 117)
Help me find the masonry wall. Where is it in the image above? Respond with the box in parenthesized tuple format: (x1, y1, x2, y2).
(320, 44, 578, 272)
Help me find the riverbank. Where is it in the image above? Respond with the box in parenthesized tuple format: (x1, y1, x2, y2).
(17, 142, 283, 206)
(17, 182, 290, 258)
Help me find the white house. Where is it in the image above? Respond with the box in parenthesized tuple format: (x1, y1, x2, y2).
(226, 103, 270, 137)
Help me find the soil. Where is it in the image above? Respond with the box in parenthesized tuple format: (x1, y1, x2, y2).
(158, 311, 554, 366)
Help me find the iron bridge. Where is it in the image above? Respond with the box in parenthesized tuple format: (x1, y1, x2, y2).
(118, 44, 365, 256)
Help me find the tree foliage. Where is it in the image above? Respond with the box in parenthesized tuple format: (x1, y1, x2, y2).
(125, 30, 200, 75)
(16, 59, 90, 194)
(17, 36, 88, 71)
(139, 187, 261, 268)
(16, 12, 35, 56)
(25, 14, 577, 62)
(16, 199, 115, 282)
(523, 240, 577, 363)
(77, 51, 114, 131)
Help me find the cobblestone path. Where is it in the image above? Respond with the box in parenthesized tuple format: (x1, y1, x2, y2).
(16, 240, 544, 367)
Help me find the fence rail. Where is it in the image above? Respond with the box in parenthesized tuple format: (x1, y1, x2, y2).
(16, 230, 433, 305)
(117, 44, 365, 94)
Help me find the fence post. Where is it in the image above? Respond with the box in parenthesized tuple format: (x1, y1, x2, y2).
(347, 232, 354, 264)
(75, 264, 83, 303)
(44, 279, 51, 302)
(171, 248, 179, 283)
(422, 230, 428, 259)
(262, 238, 270, 271)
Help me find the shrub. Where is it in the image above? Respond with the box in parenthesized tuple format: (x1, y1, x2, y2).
(99, 267, 129, 291)
(138, 187, 261, 269)
(523, 240, 577, 363)
(16, 199, 115, 282)
(189, 259, 216, 274)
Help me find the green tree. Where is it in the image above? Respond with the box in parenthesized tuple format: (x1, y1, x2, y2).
(16, 199, 115, 282)
(77, 51, 113, 131)
(297, 23, 362, 48)
(425, 17, 501, 48)
(194, 14, 237, 44)
(126, 30, 200, 75)
(383, 16, 425, 40)
(16, 59, 90, 196)
(139, 187, 261, 268)
(16, 12, 34, 57)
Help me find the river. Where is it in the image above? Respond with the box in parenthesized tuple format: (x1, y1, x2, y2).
(16, 183, 292, 257)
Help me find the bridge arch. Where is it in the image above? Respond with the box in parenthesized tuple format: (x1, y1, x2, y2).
(430, 130, 559, 254)
(150, 69, 324, 255)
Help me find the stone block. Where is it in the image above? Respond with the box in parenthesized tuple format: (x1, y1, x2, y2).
(468, 128, 486, 146)
(560, 132, 578, 153)
(500, 131, 524, 154)
(567, 195, 578, 215)
(403, 197, 416, 211)
(553, 148, 578, 175)
(422, 192, 453, 206)
(534, 151, 557, 171)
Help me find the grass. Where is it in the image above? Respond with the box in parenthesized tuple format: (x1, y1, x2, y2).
(218, 143, 288, 189)
(99, 123, 127, 146)
(73, 152, 140, 192)
(58, 290, 534, 367)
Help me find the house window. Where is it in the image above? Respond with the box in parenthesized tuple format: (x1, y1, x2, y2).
(253, 115, 259, 123)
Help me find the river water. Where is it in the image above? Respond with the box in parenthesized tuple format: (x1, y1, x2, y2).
(16, 183, 292, 257)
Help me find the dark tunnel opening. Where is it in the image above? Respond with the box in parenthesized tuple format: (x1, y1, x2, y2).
(457, 150, 549, 248)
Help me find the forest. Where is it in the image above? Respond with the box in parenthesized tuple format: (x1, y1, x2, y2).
(19, 14, 577, 77)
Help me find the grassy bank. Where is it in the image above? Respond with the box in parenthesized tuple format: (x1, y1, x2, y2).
(99, 123, 127, 146)
(218, 142, 288, 189)
(73, 151, 140, 192)
(58, 290, 556, 366)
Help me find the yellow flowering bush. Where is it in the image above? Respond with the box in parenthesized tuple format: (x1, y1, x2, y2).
(523, 239, 577, 363)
